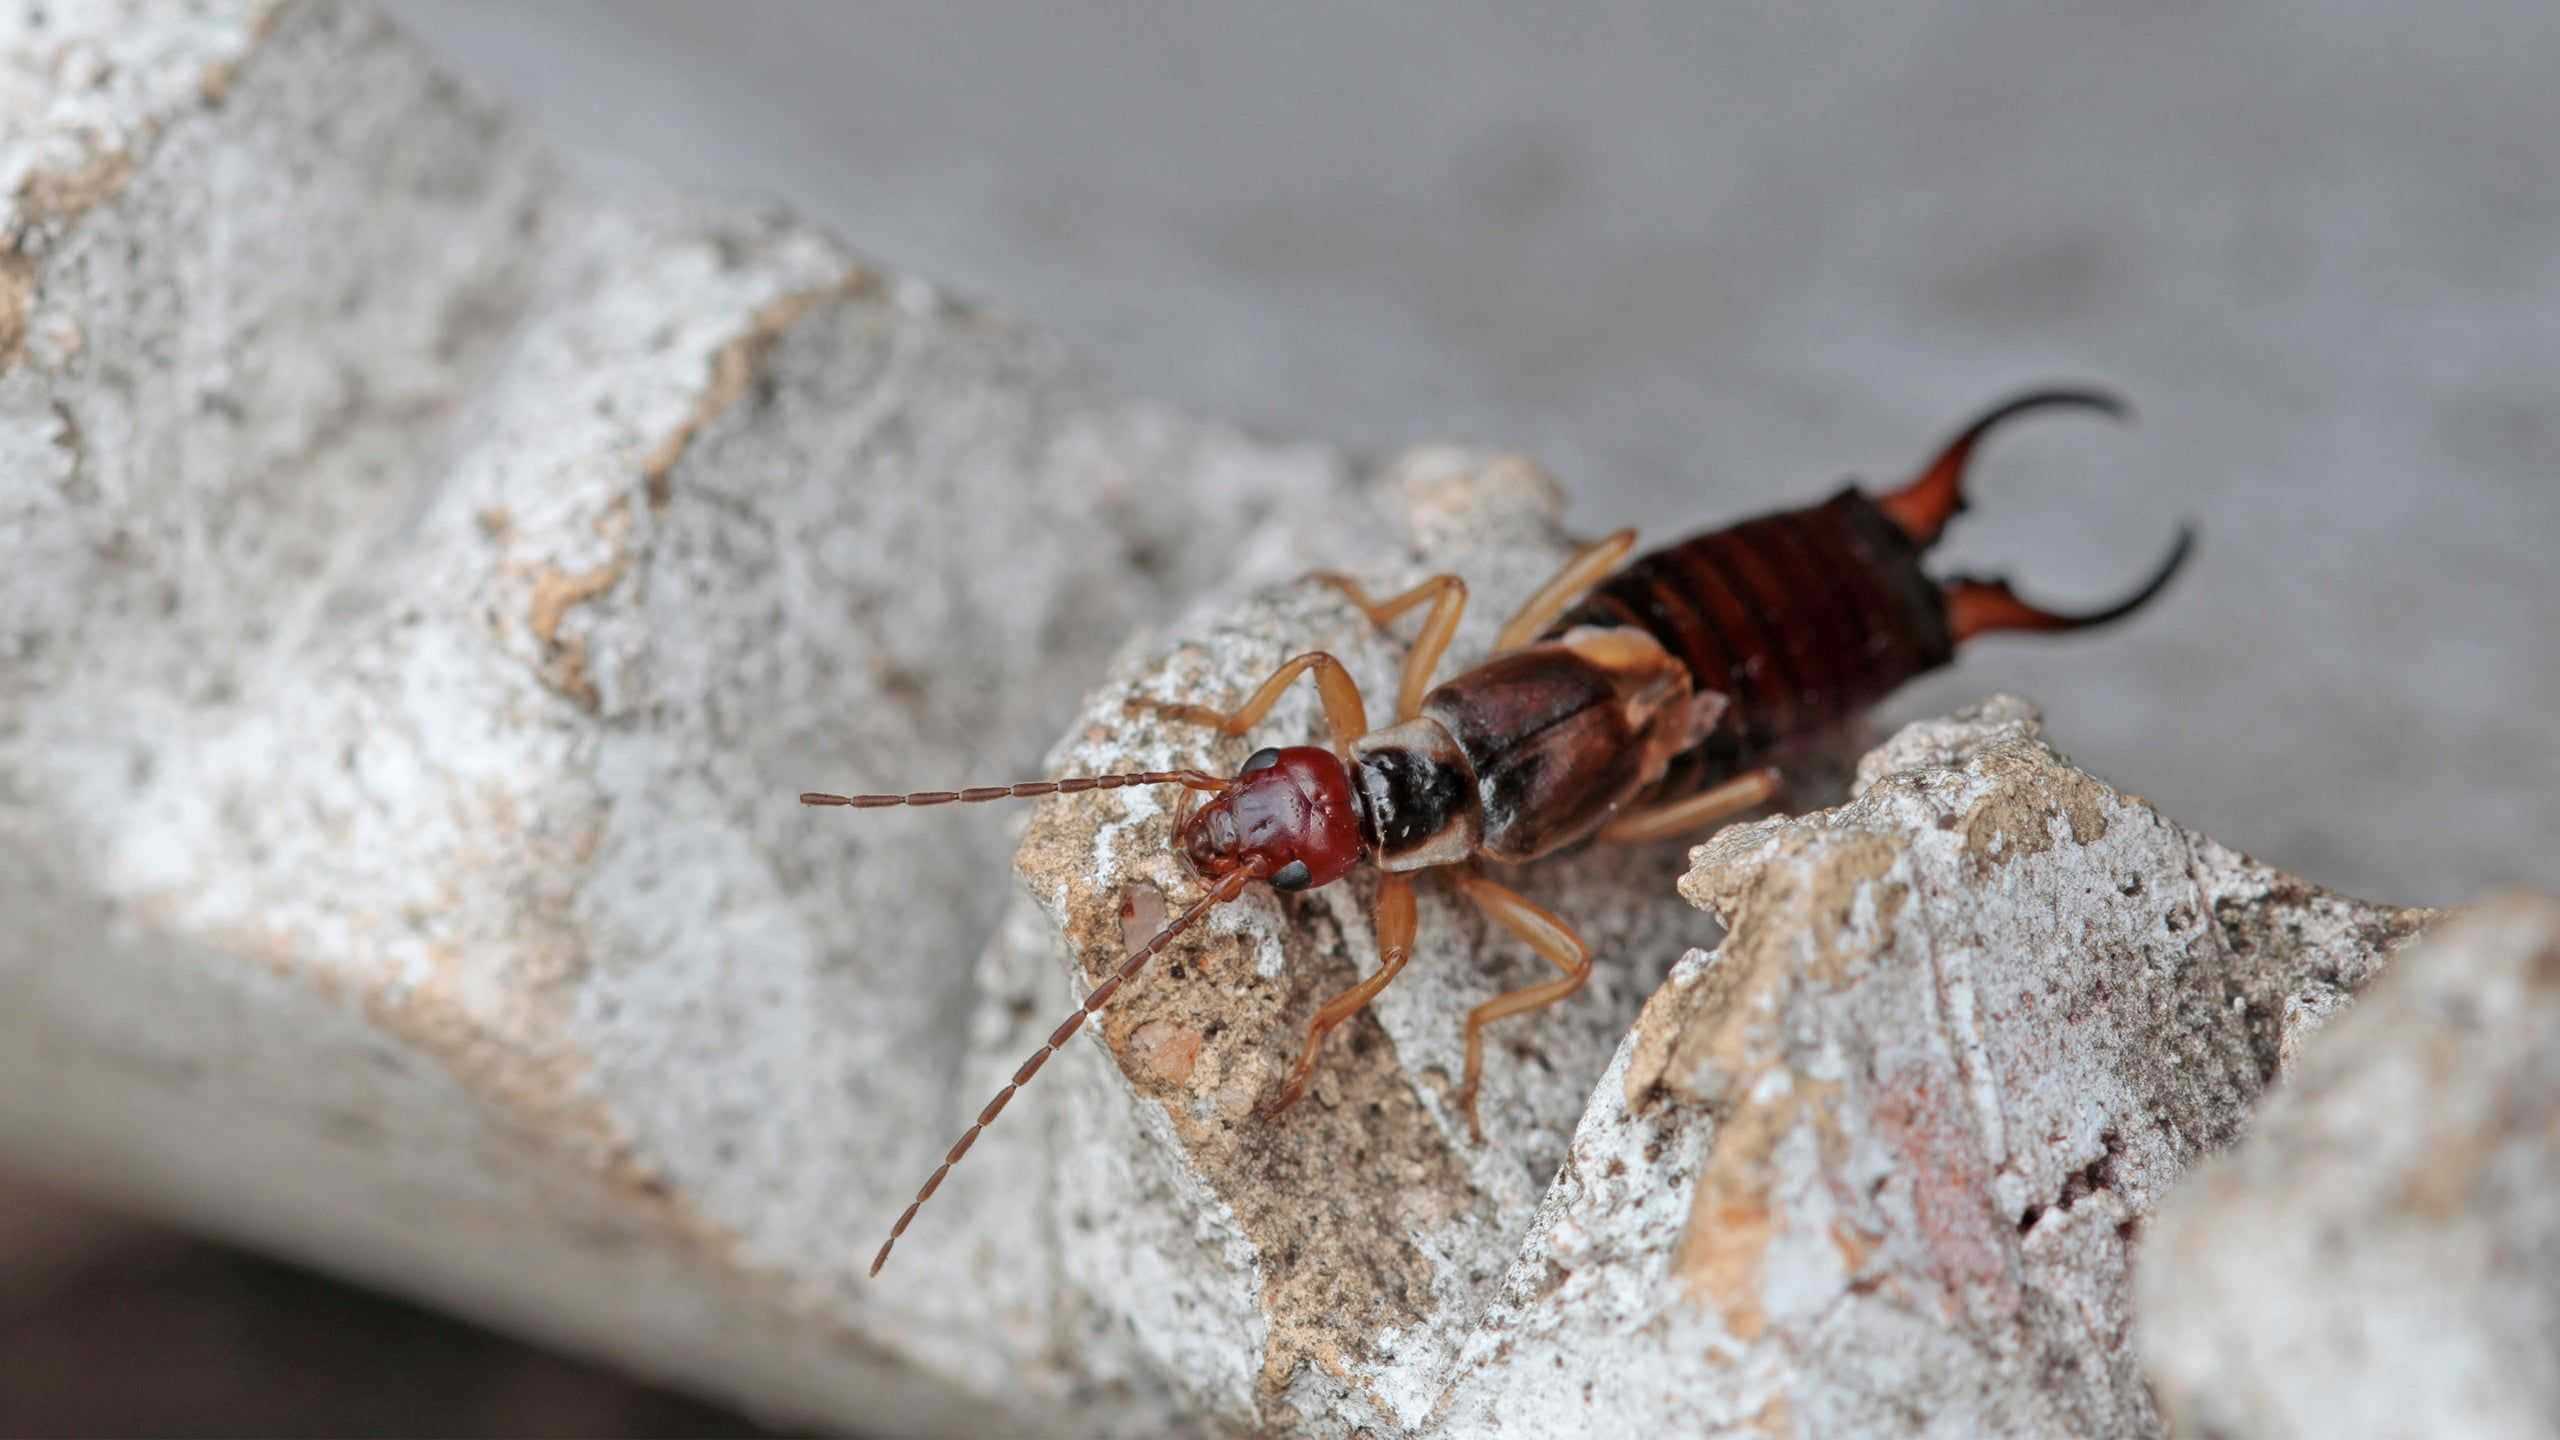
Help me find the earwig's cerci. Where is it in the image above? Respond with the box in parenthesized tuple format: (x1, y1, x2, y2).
(805, 387, 2196, 1275)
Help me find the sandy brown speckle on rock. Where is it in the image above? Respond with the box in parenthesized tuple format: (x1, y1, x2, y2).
(0, 251, 36, 373)
(639, 270, 874, 507)
(527, 556, 627, 710)
(1958, 742, 2113, 867)
(16, 147, 139, 223)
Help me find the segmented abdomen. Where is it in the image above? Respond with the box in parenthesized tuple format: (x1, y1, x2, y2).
(1552, 488, 1953, 787)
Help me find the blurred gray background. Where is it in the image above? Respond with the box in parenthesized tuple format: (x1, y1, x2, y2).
(383, 1, 2554, 907)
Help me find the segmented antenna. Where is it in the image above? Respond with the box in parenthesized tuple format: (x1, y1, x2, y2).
(868, 861, 1262, 1276)
(802, 768, 1227, 809)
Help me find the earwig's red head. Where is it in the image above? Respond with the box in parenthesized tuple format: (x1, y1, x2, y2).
(1180, 745, 1367, 892)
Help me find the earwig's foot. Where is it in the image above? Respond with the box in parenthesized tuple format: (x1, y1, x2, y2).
(1308, 572, 1468, 724)
(1309, 570, 1394, 630)
(1262, 1023, 1336, 1119)
(1452, 1083, 1486, 1144)
(1258, 1079, 1312, 1121)
(1263, 1070, 1315, 1119)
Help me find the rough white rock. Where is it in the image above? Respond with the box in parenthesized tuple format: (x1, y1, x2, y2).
(1007, 625, 2429, 1435)
(2138, 894, 2560, 1440)
(1411, 699, 2430, 1438)
(0, 3, 1347, 1432)
(0, 5, 2460, 1437)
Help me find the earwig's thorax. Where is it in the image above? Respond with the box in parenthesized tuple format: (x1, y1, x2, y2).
(1179, 745, 1365, 891)
(1348, 717, 1481, 871)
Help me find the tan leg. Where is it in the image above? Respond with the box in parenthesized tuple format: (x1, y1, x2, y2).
(1594, 766, 1783, 845)
(1495, 528, 1638, 652)
(1262, 872, 1419, 1116)
(1313, 571, 1467, 724)
(1130, 650, 1370, 757)
(1448, 871, 1592, 1142)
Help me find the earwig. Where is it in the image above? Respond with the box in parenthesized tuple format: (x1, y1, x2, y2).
(810, 386, 2196, 1275)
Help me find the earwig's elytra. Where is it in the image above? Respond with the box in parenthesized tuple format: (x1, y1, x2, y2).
(807, 386, 2196, 1275)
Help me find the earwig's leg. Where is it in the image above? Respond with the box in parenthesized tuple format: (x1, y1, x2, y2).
(1594, 766, 1784, 846)
(1129, 650, 1370, 757)
(1447, 871, 1592, 1143)
(1311, 571, 1461, 632)
(1312, 572, 1467, 723)
(1262, 872, 1419, 1116)
(1493, 529, 1639, 652)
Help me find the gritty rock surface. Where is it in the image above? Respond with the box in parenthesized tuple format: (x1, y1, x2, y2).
(0, 3, 1344, 1432)
(2138, 895, 2560, 1440)
(1416, 698, 2431, 1439)
(0, 5, 2465, 1437)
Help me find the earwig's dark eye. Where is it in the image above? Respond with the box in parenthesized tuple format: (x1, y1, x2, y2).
(1268, 858, 1314, 891)
(1239, 747, 1283, 776)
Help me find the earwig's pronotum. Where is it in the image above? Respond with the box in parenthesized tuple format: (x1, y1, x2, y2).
(811, 387, 2195, 1275)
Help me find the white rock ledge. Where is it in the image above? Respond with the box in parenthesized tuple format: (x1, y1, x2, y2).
(1425, 696, 2429, 1438)
(1008, 535, 2429, 1438)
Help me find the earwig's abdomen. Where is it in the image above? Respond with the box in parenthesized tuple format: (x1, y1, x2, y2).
(1556, 489, 1954, 774)
(1420, 647, 1662, 863)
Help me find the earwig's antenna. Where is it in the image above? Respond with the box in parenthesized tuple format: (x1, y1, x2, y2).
(807, 760, 1242, 1271)
(868, 859, 1263, 1276)
(1878, 387, 2130, 549)
(801, 769, 1228, 810)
